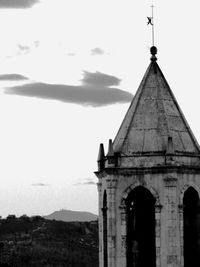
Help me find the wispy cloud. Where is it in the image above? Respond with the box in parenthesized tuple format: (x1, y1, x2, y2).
(17, 42, 40, 56)
(34, 41, 40, 48)
(0, 0, 39, 9)
(0, 74, 28, 81)
(5, 71, 133, 107)
(31, 183, 50, 187)
(91, 48, 105, 56)
(67, 53, 76, 57)
(73, 178, 96, 186)
(17, 44, 31, 55)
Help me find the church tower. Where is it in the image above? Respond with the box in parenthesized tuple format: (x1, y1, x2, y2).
(95, 46, 200, 267)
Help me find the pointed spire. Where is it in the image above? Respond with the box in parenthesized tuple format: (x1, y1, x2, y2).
(97, 143, 105, 171)
(108, 139, 114, 157)
(107, 139, 115, 167)
(113, 48, 200, 168)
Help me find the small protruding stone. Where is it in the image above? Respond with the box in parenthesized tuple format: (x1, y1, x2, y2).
(107, 139, 115, 166)
(97, 143, 105, 171)
(108, 139, 114, 157)
(167, 136, 174, 154)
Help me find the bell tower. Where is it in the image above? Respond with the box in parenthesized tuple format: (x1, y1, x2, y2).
(95, 47, 200, 267)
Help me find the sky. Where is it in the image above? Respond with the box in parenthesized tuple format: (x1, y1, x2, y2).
(0, 0, 199, 217)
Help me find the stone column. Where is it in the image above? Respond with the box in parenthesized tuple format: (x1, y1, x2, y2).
(119, 204, 126, 267)
(155, 203, 162, 267)
(106, 178, 117, 267)
(178, 204, 184, 267)
(164, 176, 180, 267)
(97, 181, 103, 267)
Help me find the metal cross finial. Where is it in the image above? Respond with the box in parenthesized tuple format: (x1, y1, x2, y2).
(147, 5, 155, 46)
(151, 5, 155, 46)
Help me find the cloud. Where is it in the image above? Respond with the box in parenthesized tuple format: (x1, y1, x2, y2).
(18, 44, 31, 55)
(0, 74, 28, 81)
(31, 183, 50, 187)
(91, 48, 105, 56)
(34, 41, 40, 48)
(0, 0, 39, 8)
(73, 178, 96, 186)
(17, 42, 40, 56)
(82, 71, 120, 87)
(74, 181, 96, 186)
(67, 53, 76, 56)
(5, 71, 133, 107)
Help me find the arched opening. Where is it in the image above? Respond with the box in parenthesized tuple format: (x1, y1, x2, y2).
(102, 190, 108, 267)
(126, 186, 156, 267)
(183, 187, 200, 267)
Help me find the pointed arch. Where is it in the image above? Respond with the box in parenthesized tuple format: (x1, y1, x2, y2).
(179, 184, 200, 267)
(180, 183, 200, 205)
(120, 184, 161, 267)
(183, 186, 200, 267)
(120, 182, 160, 207)
(126, 186, 156, 267)
(121, 185, 157, 267)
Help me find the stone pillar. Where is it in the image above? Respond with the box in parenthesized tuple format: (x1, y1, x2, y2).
(155, 203, 162, 267)
(178, 204, 184, 267)
(97, 181, 103, 267)
(164, 177, 180, 267)
(106, 178, 117, 267)
(119, 204, 126, 267)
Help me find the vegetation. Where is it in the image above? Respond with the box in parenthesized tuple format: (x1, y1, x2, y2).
(0, 215, 98, 267)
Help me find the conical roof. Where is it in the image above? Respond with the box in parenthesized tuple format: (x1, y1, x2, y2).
(113, 47, 200, 159)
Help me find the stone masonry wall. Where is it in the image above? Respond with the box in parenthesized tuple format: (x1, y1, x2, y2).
(98, 169, 200, 267)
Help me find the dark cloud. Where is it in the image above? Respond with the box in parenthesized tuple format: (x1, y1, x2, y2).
(5, 71, 133, 107)
(31, 183, 50, 187)
(82, 71, 121, 87)
(91, 48, 105, 56)
(0, 0, 39, 8)
(0, 74, 28, 81)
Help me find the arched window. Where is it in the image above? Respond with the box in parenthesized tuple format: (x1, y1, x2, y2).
(126, 186, 156, 267)
(102, 190, 108, 267)
(183, 187, 200, 267)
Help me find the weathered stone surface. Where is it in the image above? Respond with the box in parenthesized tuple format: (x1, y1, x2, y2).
(112, 59, 200, 167)
(96, 49, 200, 267)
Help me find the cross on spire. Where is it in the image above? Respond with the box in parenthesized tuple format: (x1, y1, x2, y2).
(147, 5, 155, 46)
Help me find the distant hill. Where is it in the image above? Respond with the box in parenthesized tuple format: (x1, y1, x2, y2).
(44, 209, 98, 222)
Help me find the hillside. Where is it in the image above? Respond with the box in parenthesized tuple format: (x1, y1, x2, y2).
(0, 215, 98, 267)
(44, 209, 98, 222)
